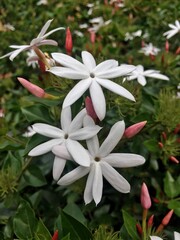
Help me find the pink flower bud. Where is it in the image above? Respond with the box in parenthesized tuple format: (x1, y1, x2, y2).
(52, 230, 58, 240)
(165, 40, 169, 52)
(175, 47, 180, 55)
(161, 131, 167, 140)
(162, 210, 174, 226)
(158, 142, 164, 149)
(65, 27, 73, 55)
(136, 223, 142, 236)
(141, 182, 151, 210)
(85, 96, 98, 122)
(124, 121, 147, 138)
(169, 156, 179, 164)
(90, 31, 96, 44)
(17, 77, 45, 98)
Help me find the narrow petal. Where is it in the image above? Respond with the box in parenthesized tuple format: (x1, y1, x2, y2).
(92, 163, 103, 205)
(53, 156, 66, 181)
(32, 123, 64, 138)
(150, 237, 162, 240)
(10, 46, 30, 61)
(66, 139, 90, 167)
(89, 80, 106, 121)
(42, 27, 65, 39)
(84, 164, 95, 204)
(37, 39, 58, 46)
(168, 23, 177, 29)
(101, 162, 130, 193)
(103, 153, 145, 168)
(96, 78, 135, 102)
(49, 67, 89, 79)
(57, 166, 89, 185)
(145, 73, 169, 80)
(83, 116, 100, 157)
(61, 106, 72, 132)
(94, 60, 118, 73)
(28, 139, 63, 156)
(70, 126, 101, 140)
(51, 53, 88, 71)
(137, 75, 147, 86)
(62, 78, 92, 108)
(98, 121, 125, 157)
(52, 144, 72, 160)
(174, 232, 180, 240)
(37, 19, 53, 38)
(81, 51, 96, 71)
(96, 65, 136, 78)
(69, 108, 86, 133)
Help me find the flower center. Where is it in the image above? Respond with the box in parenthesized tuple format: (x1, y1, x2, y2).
(94, 156, 101, 162)
(90, 72, 95, 78)
(64, 133, 69, 139)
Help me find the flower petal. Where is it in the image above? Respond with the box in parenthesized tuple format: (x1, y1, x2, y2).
(94, 60, 118, 73)
(58, 166, 89, 185)
(98, 121, 125, 157)
(174, 232, 180, 240)
(96, 78, 135, 102)
(137, 75, 147, 86)
(61, 106, 72, 132)
(92, 162, 103, 205)
(37, 19, 53, 38)
(69, 108, 86, 133)
(83, 116, 100, 157)
(70, 126, 101, 140)
(32, 123, 63, 138)
(89, 80, 106, 121)
(53, 156, 66, 181)
(66, 139, 90, 167)
(49, 66, 89, 79)
(103, 153, 145, 168)
(63, 78, 92, 108)
(9, 46, 30, 61)
(150, 237, 162, 240)
(145, 73, 169, 81)
(96, 65, 136, 78)
(42, 27, 65, 39)
(84, 164, 95, 204)
(52, 144, 72, 160)
(101, 162, 130, 193)
(51, 53, 88, 71)
(36, 39, 58, 46)
(82, 51, 96, 71)
(29, 139, 63, 156)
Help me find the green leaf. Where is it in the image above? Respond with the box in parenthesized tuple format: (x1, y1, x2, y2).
(168, 199, 180, 217)
(163, 171, 179, 198)
(62, 233, 71, 240)
(34, 218, 52, 240)
(23, 165, 47, 187)
(143, 139, 159, 152)
(60, 211, 92, 240)
(0, 136, 22, 150)
(13, 200, 38, 240)
(122, 210, 139, 240)
(63, 203, 87, 225)
(21, 105, 54, 124)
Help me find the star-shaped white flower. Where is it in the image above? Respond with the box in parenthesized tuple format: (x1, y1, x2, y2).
(150, 231, 180, 240)
(139, 43, 160, 56)
(53, 117, 145, 205)
(0, 19, 64, 61)
(28, 107, 102, 179)
(123, 65, 169, 86)
(163, 20, 180, 39)
(49, 51, 136, 120)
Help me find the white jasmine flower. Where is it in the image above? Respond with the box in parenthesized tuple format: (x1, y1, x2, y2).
(79, 23, 89, 29)
(53, 117, 145, 205)
(26, 50, 38, 68)
(163, 20, 180, 39)
(123, 65, 169, 86)
(37, 0, 48, 5)
(124, 30, 142, 41)
(49, 51, 135, 120)
(0, 19, 64, 61)
(139, 43, 160, 56)
(28, 106, 101, 171)
(89, 17, 111, 33)
(74, 30, 84, 37)
(150, 231, 180, 240)
(4, 23, 15, 31)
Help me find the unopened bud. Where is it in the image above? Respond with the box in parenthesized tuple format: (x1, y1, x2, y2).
(124, 121, 147, 138)
(175, 47, 180, 55)
(162, 210, 174, 226)
(65, 27, 73, 55)
(85, 96, 98, 122)
(136, 223, 142, 236)
(165, 40, 169, 52)
(141, 182, 151, 210)
(150, 54, 155, 61)
(18, 77, 45, 98)
(52, 230, 58, 240)
(148, 214, 154, 228)
(161, 132, 167, 140)
(158, 142, 164, 149)
(152, 197, 160, 203)
(90, 31, 96, 44)
(169, 156, 179, 164)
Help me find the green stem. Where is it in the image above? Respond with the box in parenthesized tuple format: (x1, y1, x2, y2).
(142, 208, 148, 240)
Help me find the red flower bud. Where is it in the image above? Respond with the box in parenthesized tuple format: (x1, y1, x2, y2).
(161, 132, 167, 140)
(136, 223, 142, 236)
(141, 182, 151, 210)
(85, 96, 98, 122)
(175, 47, 180, 55)
(52, 230, 58, 240)
(65, 27, 73, 55)
(169, 156, 179, 164)
(165, 40, 169, 52)
(148, 214, 154, 228)
(162, 210, 174, 226)
(158, 142, 164, 149)
(124, 121, 147, 138)
(90, 31, 96, 44)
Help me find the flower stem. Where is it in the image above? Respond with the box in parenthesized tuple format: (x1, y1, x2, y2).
(142, 208, 148, 240)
